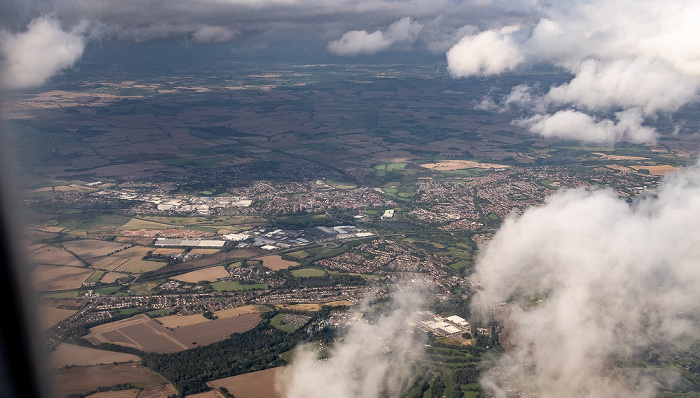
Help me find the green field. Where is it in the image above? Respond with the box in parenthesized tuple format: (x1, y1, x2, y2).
(291, 268, 327, 277)
(211, 281, 269, 292)
(85, 270, 105, 284)
(269, 313, 299, 333)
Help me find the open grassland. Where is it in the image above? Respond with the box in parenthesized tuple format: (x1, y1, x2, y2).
(171, 266, 229, 283)
(32, 265, 93, 291)
(86, 270, 106, 284)
(290, 268, 326, 277)
(151, 248, 183, 255)
(84, 313, 262, 353)
(125, 280, 164, 296)
(260, 255, 299, 270)
(119, 218, 181, 230)
(53, 364, 169, 397)
(27, 245, 84, 267)
(38, 299, 78, 330)
(62, 239, 131, 260)
(285, 250, 309, 259)
(206, 367, 286, 398)
(188, 248, 222, 255)
(214, 305, 271, 318)
(49, 343, 140, 368)
(211, 281, 268, 292)
(100, 272, 128, 283)
(274, 303, 321, 312)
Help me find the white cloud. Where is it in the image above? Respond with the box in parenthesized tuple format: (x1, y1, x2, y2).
(472, 161, 700, 397)
(446, 28, 524, 77)
(545, 59, 698, 115)
(191, 26, 241, 43)
(1, 16, 86, 89)
(282, 286, 426, 398)
(449, 0, 700, 143)
(327, 17, 423, 56)
(518, 108, 657, 144)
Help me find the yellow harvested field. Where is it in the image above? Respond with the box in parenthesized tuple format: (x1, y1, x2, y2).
(63, 239, 131, 259)
(593, 153, 649, 161)
(101, 272, 128, 284)
(49, 343, 140, 368)
(207, 367, 286, 398)
(32, 265, 93, 291)
(189, 248, 222, 255)
(27, 246, 84, 267)
(186, 391, 226, 398)
(115, 259, 168, 273)
(37, 300, 78, 330)
(157, 314, 209, 328)
(260, 255, 299, 270)
(275, 303, 321, 312)
(323, 300, 352, 307)
(84, 313, 261, 353)
(630, 165, 676, 175)
(420, 160, 510, 170)
(171, 266, 229, 283)
(214, 305, 270, 319)
(86, 389, 140, 398)
(89, 255, 128, 270)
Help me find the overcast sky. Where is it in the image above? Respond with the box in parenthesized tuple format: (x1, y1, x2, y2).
(2, 0, 700, 143)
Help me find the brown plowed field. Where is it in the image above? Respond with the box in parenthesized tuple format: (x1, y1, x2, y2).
(49, 343, 140, 368)
(170, 266, 229, 283)
(53, 364, 168, 397)
(207, 367, 286, 398)
(259, 255, 298, 270)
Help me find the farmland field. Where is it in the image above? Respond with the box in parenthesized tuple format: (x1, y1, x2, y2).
(38, 300, 78, 330)
(206, 367, 286, 398)
(187, 391, 226, 398)
(32, 265, 93, 291)
(84, 313, 261, 352)
(27, 246, 84, 267)
(170, 266, 229, 283)
(62, 239, 131, 259)
(115, 259, 168, 273)
(49, 343, 140, 368)
(53, 364, 169, 397)
(260, 255, 299, 270)
(157, 314, 210, 328)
